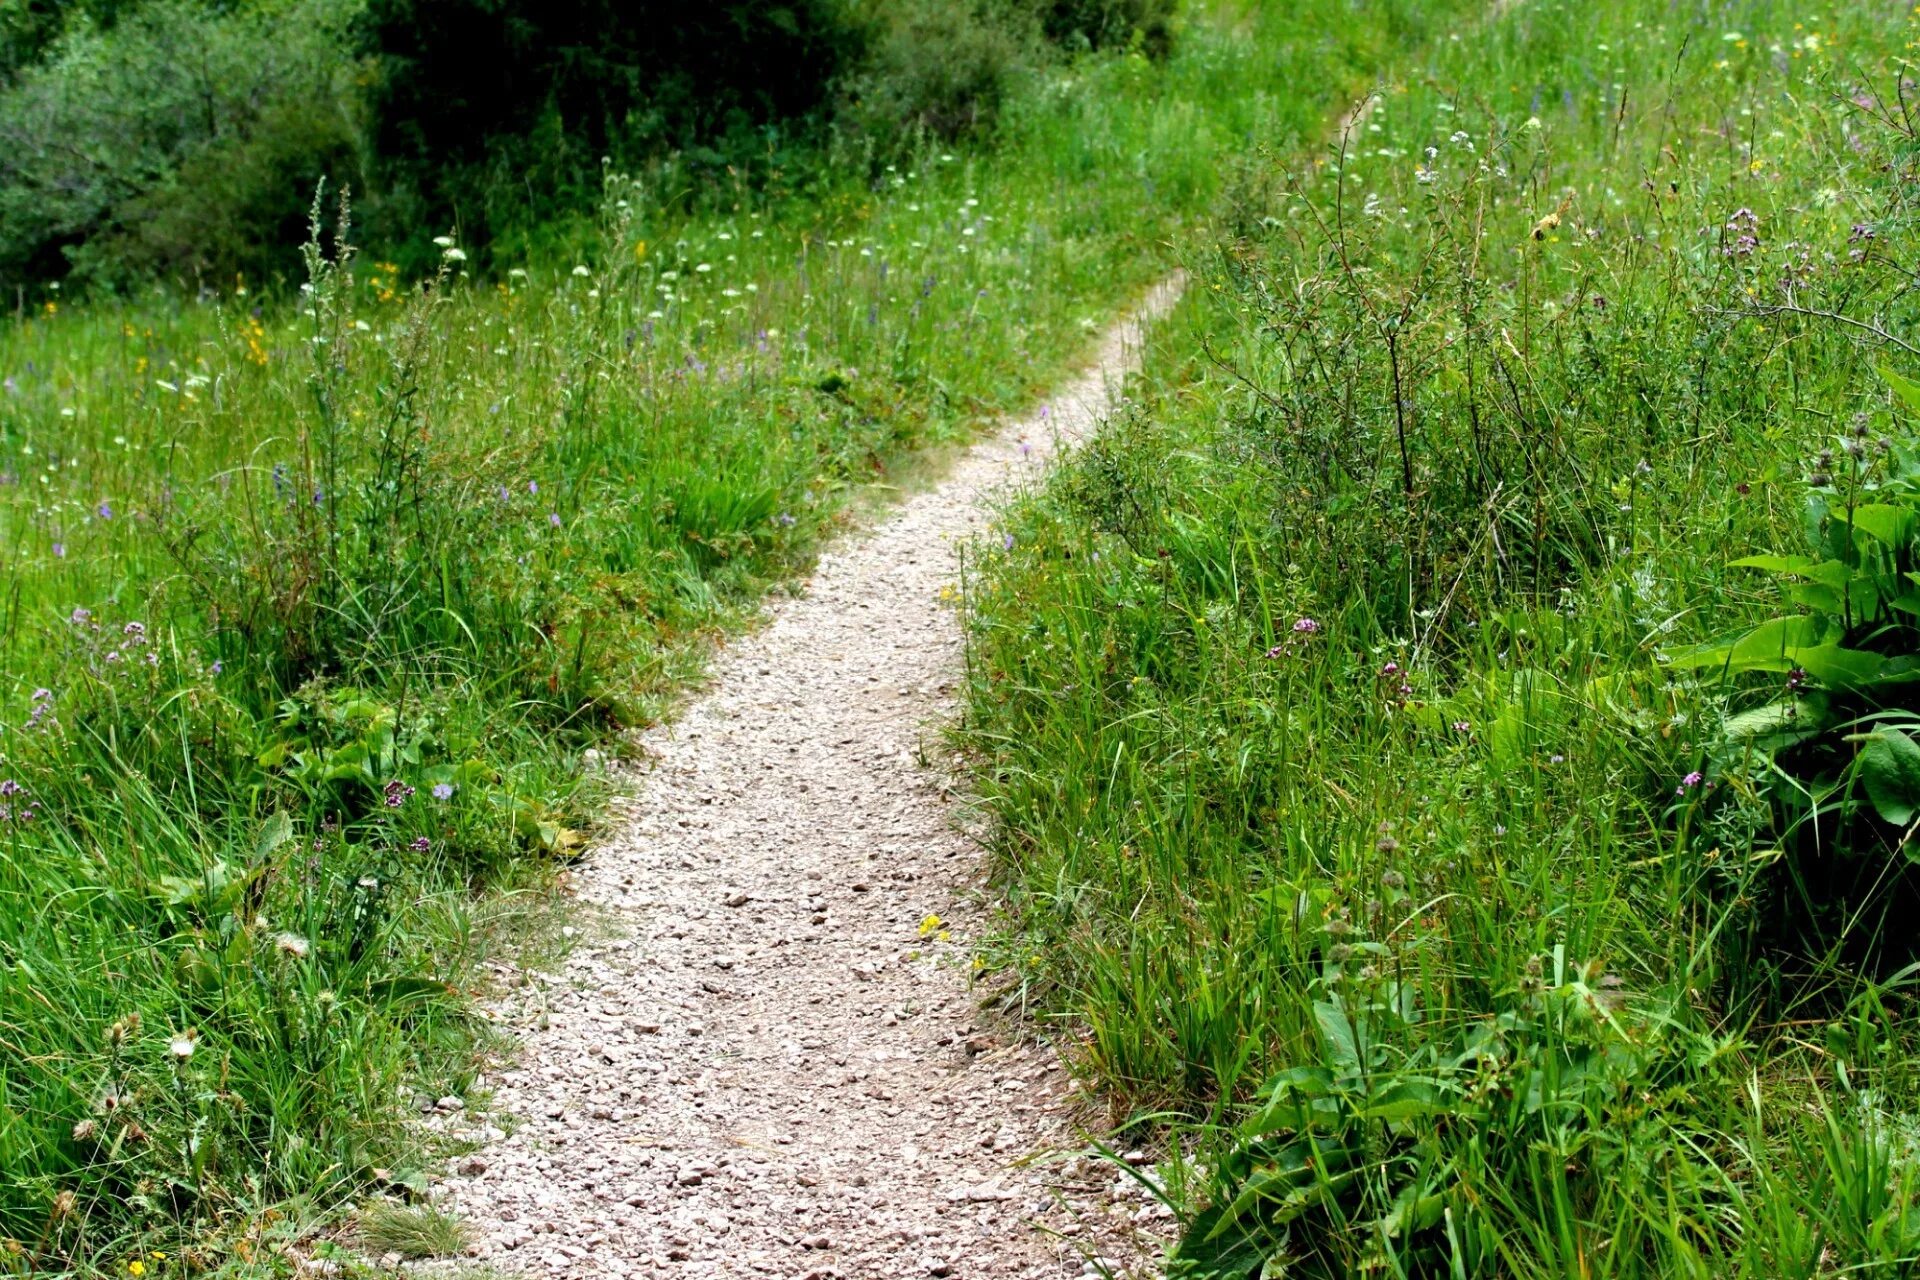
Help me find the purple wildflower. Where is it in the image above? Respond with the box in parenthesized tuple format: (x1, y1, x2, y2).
(1451, 720, 1472, 733)
(69, 607, 90, 625)
(383, 780, 416, 809)
(528, 480, 538, 495)
(776, 512, 796, 528)
(1002, 533, 1015, 551)
(432, 783, 454, 801)
(1677, 770, 1705, 796)
(549, 512, 562, 528)
(30, 688, 50, 703)
(209, 661, 222, 675)
(96, 501, 111, 520)
(1293, 618, 1320, 634)
(0, 780, 21, 797)
(51, 542, 64, 558)
(409, 837, 432, 853)
(1264, 644, 1285, 660)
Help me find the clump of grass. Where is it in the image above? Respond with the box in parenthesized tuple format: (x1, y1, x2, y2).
(961, 0, 1920, 1273)
(355, 1200, 473, 1260)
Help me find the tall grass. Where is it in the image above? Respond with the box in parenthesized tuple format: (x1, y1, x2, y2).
(0, 2, 1462, 1271)
(960, 0, 1920, 1273)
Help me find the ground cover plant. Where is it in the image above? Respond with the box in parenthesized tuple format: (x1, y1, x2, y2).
(0, 2, 1470, 1272)
(960, 0, 1920, 1273)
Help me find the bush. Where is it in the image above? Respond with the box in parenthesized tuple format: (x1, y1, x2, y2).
(838, 0, 1038, 150)
(356, 0, 867, 268)
(0, 0, 363, 289)
(1031, 0, 1175, 58)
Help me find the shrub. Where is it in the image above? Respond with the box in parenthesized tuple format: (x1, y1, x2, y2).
(1031, 0, 1175, 58)
(0, 0, 364, 289)
(838, 0, 1038, 151)
(356, 0, 867, 267)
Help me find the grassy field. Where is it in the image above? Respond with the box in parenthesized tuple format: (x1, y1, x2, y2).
(0, 2, 1474, 1273)
(959, 0, 1920, 1274)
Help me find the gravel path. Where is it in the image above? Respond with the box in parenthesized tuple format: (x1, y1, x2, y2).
(438, 278, 1185, 1280)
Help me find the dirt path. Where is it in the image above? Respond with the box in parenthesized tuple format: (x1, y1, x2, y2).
(439, 278, 1185, 1280)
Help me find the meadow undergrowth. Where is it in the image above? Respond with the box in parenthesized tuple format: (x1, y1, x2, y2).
(0, 2, 1459, 1273)
(961, 0, 1920, 1273)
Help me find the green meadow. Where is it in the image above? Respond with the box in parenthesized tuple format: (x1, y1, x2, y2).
(961, 0, 1920, 1274)
(0, 0, 1467, 1271)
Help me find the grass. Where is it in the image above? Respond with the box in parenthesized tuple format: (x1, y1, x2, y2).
(0, 1, 1474, 1273)
(958, 0, 1920, 1274)
(352, 1201, 471, 1260)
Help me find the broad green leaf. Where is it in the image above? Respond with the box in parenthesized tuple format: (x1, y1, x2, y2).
(1790, 644, 1892, 690)
(1730, 554, 1852, 589)
(1666, 615, 1834, 672)
(1882, 364, 1920, 416)
(1314, 1000, 1362, 1078)
(254, 810, 294, 863)
(1858, 727, 1920, 825)
(1841, 503, 1916, 550)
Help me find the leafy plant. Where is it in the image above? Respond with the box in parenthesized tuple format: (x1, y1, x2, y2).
(1673, 371, 1920, 959)
(1173, 952, 1720, 1278)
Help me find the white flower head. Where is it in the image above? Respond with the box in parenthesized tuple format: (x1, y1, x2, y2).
(274, 932, 311, 959)
(169, 1029, 198, 1059)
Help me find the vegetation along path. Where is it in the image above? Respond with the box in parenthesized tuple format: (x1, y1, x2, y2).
(435, 278, 1186, 1279)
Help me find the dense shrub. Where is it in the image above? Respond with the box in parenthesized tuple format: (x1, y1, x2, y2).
(838, 0, 1038, 150)
(356, 0, 868, 266)
(0, 0, 362, 288)
(1030, 0, 1174, 57)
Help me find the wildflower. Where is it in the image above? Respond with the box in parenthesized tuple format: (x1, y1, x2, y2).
(775, 512, 796, 528)
(432, 783, 454, 801)
(1677, 770, 1705, 795)
(123, 621, 145, 641)
(1001, 533, 1014, 551)
(0, 781, 19, 798)
(274, 933, 310, 959)
(72, 1119, 96, 1141)
(443, 247, 468, 263)
(51, 542, 64, 558)
(1381, 870, 1406, 890)
(1376, 835, 1399, 853)
(1786, 667, 1806, 692)
(209, 661, 222, 675)
(1379, 661, 1399, 676)
(1550, 754, 1565, 764)
(30, 689, 50, 703)
(96, 501, 111, 520)
(500, 486, 511, 502)
(69, 607, 89, 625)
(549, 512, 562, 529)
(167, 1029, 197, 1059)
(383, 780, 415, 809)
(409, 837, 431, 853)
(129, 1261, 146, 1276)
(1292, 617, 1320, 634)
(571, 265, 591, 277)
(1264, 644, 1285, 659)
(1451, 720, 1472, 733)
(528, 480, 538, 495)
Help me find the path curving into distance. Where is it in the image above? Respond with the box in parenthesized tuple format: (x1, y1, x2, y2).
(434, 277, 1185, 1280)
